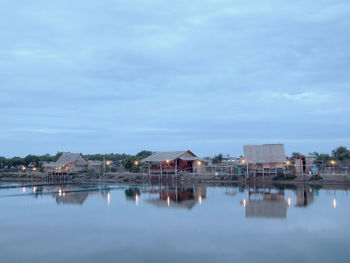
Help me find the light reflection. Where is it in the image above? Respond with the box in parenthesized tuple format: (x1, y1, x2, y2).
(107, 192, 111, 205)
(333, 198, 337, 208)
(243, 199, 247, 207)
(33, 187, 37, 193)
(288, 197, 292, 207)
(167, 196, 170, 207)
(135, 194, 139, 206)
(22, 187, 26, 193)
(199, 195, 202, 205)
(58, 189, 62, 196)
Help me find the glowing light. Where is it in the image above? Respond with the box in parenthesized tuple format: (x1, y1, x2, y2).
(199, 195, 202, 205)
(33, 187, 37, 193)
(32, 167, 37, 171)
(286, 160, 291, 166)
(22, 166, 26, 171)
(243, 199, 247, 207)
(106, 161, 111, 166)
(330, 160, 337, 166)
(288, 197, 292, 207)
(166, 160, 170, 164)
(333, 198, 337, 208)
(197, 161, 201, 166)
(22, 187, 26, 193)
(134, 161, 139, 166)
(135, 194, 139, 206)
(241, 159, 246, 164)
(167, 196, 170, 207)
(107, 192, 110, 205)
(58, 189, 62, 196)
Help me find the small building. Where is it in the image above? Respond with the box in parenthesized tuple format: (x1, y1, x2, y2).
(294, 155, 317, 175)
(141, 150, 203, 175)
(244, 144, 286, 171)
(42, 153, 88, 175)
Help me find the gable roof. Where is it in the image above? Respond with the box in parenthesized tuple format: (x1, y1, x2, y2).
(141, 150, 199, 162)
(244, 144, 286, 164)
(43, 153, 88, 167)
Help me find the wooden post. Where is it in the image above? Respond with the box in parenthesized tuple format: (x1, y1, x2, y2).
(175, 159, 177, 175)
(246, 162, 249, 181)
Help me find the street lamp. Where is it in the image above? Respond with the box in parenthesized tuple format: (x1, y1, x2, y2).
(241, 158, 248, 180)
(330, 160, 337, 174)
(134, 160, 139, 166)
(286, 160, 291, 174)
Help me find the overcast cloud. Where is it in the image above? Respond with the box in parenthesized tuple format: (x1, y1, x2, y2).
(1, 0, 350, 157)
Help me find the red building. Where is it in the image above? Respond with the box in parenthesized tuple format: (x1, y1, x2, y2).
(141, 150, 202, 175)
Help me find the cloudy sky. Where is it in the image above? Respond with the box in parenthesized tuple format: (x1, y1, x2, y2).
(1, 0, 350, 157)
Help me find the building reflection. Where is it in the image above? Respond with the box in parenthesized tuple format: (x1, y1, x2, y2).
(241, 188, 288, 218)
(144, 185, 206, 210)
(294, 187, 314, 207)
(240, 185, 319, 219)
(26, 184, 112, 206)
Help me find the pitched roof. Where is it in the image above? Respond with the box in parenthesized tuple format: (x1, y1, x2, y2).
(43, 153, 88, 167)
(244, 144, 286, 164)
(141, 150, 199, 162)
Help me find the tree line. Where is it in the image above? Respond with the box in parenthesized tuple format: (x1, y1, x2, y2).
(0, 150, 153, 171)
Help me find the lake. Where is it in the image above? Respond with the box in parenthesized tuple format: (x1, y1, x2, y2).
(0, 181, 349, 263)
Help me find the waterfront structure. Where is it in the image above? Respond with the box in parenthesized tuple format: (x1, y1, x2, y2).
(141, 150, 203, 175)
(294, 155, 317, 175)
(42, 153, 88, 175)
(243, 144, 286, 172)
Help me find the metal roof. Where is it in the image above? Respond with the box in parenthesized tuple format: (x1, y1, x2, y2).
(244, 144, 286, 164)
(141, 150, 199, 162)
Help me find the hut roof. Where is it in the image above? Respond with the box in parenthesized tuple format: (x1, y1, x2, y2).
(244, 144, 286, 164)
(43, 153, 88, 167)
(141, 150, 200, 162)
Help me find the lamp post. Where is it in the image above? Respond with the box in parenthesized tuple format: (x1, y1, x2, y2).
(330, 160, 336, 174)
(241, 158, 248, 181)
(134, 160, 139, 173)
(286, 160, 291, 176)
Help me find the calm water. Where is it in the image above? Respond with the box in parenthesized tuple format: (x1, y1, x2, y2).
(0, 181, 349, 263)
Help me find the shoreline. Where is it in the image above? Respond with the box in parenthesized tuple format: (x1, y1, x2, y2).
(1, 172, 350, 187)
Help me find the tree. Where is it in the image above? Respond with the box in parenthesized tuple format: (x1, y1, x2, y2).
(136, 150, 153, 161)
(332, 146, 350, 161)
(212, 153, 223, 164)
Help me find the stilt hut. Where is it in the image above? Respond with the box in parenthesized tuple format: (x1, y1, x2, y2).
(243, 144, 286, 176)
(42, 153, 88, 175)
(141, 150, 202, 175)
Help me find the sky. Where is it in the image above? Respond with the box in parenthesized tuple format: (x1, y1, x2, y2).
(1, 0, 350, 158)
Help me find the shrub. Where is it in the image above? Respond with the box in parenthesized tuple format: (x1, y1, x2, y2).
(273, 174, 297, 181)
(309, 174, 323, 181)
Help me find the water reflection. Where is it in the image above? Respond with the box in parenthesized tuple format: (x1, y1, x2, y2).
(295, 187, 314, 207)
(18, 183, 114, 206)
(1, 182, 346, 217)
(241, 189, 288, 218)
(144, 185, 207, 210)
(238, 185, 324, 218)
